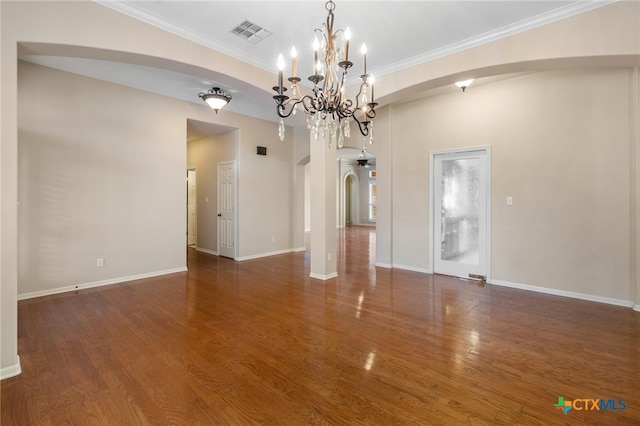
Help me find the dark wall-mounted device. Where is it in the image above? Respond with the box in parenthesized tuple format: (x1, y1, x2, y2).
(257, 146, 267, 156)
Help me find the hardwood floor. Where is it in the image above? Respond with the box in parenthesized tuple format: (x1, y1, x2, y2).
(2, 226, 639, 425)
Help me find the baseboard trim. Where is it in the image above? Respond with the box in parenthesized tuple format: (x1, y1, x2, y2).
(236, 249, 294, 262)
(375, 266, 635, 309)
(310, 272, 338, 280)
(392, 264, 432, 274)
(195, 247, 218, 256)
(490, 279, 634, 308)
(375, 262, 392, 269)
(292, 247, 306, 253)
(17, 267, 188, 301)
(0, 356, 21, 380)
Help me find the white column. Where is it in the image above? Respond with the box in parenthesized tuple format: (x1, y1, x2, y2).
(375, 108, 393, 268)
(309, 130, 337, 280)
(632, 67, 640, 312)
(0, 29, 21, 379)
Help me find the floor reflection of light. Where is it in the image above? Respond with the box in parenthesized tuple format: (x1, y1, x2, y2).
(364, 350, 376, 371)
(356, 291, 364, 318)
(470, 330, 479, 346)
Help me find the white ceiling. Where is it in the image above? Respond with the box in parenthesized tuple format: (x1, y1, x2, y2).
(96, 0, 608, 77)
(20, 0, 612, 140)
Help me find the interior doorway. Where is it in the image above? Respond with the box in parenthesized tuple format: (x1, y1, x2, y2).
(344, 174, 356, 226)
(431, 147, 491, 280)
(217, 161, 236, 259)
(187, 168, 197, 246)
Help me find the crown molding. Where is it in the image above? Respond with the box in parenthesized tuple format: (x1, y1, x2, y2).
(373, 0, 615, 78)
(95, 0, 275, 72)
(96, 0, 615, 79)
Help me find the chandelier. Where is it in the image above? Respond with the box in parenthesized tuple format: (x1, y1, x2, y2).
(273, 0, 377, 146)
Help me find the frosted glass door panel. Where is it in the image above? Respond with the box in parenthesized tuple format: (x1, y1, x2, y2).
(433, 149, 488, 280)
(440, 158, 479, 265)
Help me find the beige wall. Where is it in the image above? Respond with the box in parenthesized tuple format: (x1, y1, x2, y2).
(236, 118, 294, 259)
(18, 61, 188, 297)
(390, 68, 633, 302)
(17, 60, 294, 291)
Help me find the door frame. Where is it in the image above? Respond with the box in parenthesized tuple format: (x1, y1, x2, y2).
(429, 146, 492, 281)
(217, 160, 237, 259)
(187, 167, 197, 246)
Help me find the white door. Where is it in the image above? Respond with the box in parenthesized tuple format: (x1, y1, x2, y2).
(433, 148, 489, 280)
(187, 169, 197, 246)
(218, 161, 236, 258)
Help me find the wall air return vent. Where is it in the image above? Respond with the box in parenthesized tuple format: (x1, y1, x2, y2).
(230, 20, 271, 44)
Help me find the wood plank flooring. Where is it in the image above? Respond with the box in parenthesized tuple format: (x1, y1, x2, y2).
(2, 226, 639, 425)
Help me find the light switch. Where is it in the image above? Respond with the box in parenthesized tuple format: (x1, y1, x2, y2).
(507, 196, 513, 205)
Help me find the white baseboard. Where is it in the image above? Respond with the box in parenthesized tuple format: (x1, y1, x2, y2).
(310, 272, 338, 280)
(17, 267, 188, 301)
(392, 263, 432, 274)
(195, 247, 218, 256)
(372, 266, 635, 309)
(292, 247, 306, 253)
(0, 356, 21, 380)
(490, 279, 634, 308)
(236, 248, 294, 262)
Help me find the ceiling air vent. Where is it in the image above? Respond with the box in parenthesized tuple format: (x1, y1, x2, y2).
(230, 20, 271, 44)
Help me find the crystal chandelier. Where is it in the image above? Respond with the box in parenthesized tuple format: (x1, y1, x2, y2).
(273, 0, 377, 146)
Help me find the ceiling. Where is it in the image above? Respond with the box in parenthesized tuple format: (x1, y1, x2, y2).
(20, 0, 611, 142)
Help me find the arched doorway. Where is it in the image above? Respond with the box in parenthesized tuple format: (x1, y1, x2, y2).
(342, 171, 359, 227)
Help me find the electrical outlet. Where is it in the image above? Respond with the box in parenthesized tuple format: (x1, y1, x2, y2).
(97, 258, 104, 267)
(328, 252, 332, 261)
(507, 196, 513, 205)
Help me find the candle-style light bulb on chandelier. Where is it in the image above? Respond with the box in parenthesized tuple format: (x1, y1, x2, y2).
(273, 0, 377, 146)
